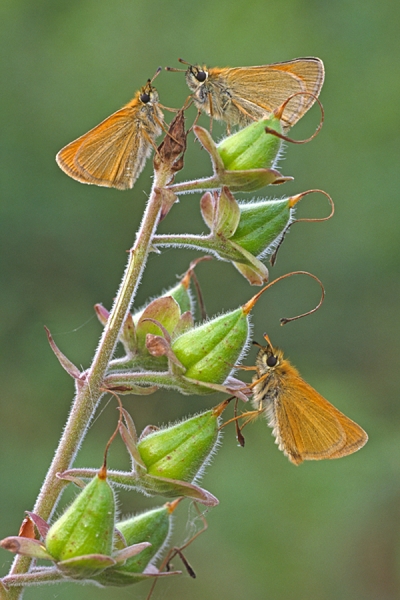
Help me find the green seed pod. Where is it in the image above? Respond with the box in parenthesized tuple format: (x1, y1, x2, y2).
(217, 115, 283, 171)
(231, 196, 298, 256)
(94, 503, 175, 586)
(171, 308, 249, 384)
(45, 467, 115, 566)
(137, 406, 222, 482)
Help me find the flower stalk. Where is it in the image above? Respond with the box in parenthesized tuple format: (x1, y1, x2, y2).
(5, 133, 179, 600)
(1, 68, 331, 598)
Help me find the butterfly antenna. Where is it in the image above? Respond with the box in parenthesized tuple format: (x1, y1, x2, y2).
(178, 58, 194, 67)
(165, 66, 187, 72)
(252, 340, 263, 349)
(165, 58, 192, 73)
(262, 333, 273, 350)
(150, 66, 162, 83)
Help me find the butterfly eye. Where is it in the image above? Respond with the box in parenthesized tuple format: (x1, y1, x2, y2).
(140, 92, 151, 103)
(195, 70, 207, 82)
(266, 355, 278, 367)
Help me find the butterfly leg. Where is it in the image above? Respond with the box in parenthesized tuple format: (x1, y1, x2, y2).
(187, 108, 202, 133)
(152, 113, 182, 146)
(230, 98, 260, 123)
(207, 92, 214, 134)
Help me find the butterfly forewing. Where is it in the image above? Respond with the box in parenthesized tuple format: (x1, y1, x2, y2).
(56, 77, 163, 190)
(225, 59, 324, 128)
(322, 404, 368, 459)
(223, 70, 301, 127)
(275, 378, 347, 464)
(77, 111, 145, 189)
(268, 57, 325, 101)
(57, 107, 145, 189)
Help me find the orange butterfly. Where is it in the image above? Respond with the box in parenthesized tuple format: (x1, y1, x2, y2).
(169, 57, 324, 131)
(248, 334, 368, 465)
(56, 70, 164, 190)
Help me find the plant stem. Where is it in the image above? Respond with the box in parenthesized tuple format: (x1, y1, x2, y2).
(5, 175, 167, 599)
(152, 233, 246, 261)
(168, 176, 221, 193)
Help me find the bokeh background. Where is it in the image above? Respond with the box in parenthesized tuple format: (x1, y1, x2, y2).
(1, 1, 399, 599)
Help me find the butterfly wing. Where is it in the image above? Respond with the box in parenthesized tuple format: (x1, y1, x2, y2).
(326, 409, 369, 459)
(272, 375, 367, 464)
(224, 58, 324, 128)
(56, 106, 151, 190)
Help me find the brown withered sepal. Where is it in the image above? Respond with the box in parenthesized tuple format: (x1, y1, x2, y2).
(154, 110, 187, 178)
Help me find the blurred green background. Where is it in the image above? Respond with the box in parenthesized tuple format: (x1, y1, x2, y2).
(1, 0, 399, 598)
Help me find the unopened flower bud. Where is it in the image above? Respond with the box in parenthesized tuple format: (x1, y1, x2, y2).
(171, 307, 249, 383)
(137, 405, 223, 482)
(217, 114, 283, 171)
(94, 502, 177, 586)
(111, 280, 194, 371)
(231, 196, 298, 257)
(132, 281, 192, 327)
(45, 466, 115, 577)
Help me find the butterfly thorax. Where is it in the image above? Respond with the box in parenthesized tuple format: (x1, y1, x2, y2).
(185, 66, 239, 123)
(252, 345, 299, 410)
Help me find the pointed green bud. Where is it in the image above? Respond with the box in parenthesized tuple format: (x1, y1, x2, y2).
(94, 501, 178, 586)
(200, 189, 297, 258)
(217, 114, 283, 171)
(45, 466, 115, 575)
(155, 190, 330, 287)
(171, 307, 249, 383)
(231, 195, 299, 257)
(116, 505, 170, 565)
(106, 277, 308, 394)
(137, 403, 227, 484)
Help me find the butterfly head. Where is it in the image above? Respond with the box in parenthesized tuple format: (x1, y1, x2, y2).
(254, 334, 285, 373)
(183, 63, 209, 91)
(139, 80, 159, 105)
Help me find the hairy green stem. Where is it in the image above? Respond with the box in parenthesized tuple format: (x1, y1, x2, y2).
(5, 174, 168, 599)
(167, 176, 221, 194)
(152, 233, 246, 261)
